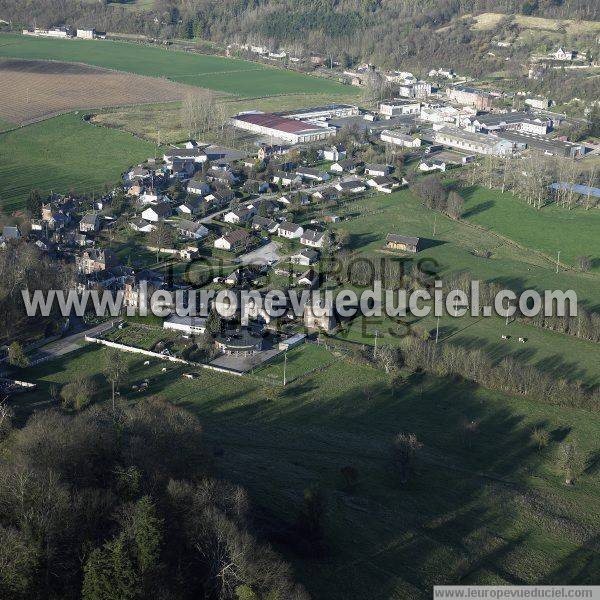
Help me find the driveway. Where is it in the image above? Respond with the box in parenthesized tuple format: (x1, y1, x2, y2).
(238, 241, 282, 266)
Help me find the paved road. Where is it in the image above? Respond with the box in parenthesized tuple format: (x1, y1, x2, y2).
(27, 320, 116, 365)
(238, 241, 282, 266)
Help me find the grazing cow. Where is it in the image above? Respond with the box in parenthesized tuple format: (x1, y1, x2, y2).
(501, 335, 509, 340)
(518, 337, 526, 343)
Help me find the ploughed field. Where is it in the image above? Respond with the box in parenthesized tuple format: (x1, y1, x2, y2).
(0, 58, 200, 125)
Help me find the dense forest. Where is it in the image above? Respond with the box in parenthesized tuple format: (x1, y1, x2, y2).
(1, 0, 598, 77)
(0, 397, 308, 599)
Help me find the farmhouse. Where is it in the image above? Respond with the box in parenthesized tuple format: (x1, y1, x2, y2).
(177, 198, 203, 216)
(232, 112, 335, 144)
(378, 100, 421, 117)
(446, 86, 492, 110)
(142, 202, 172, 222)
(380, 130, 421, 148)
(385, 234, 421, 253)
(175, 220, 209, 240)
(213, 229, 250, 251)
(300, 229, 325, 248)
(278, 222, 304, 239)
(434, 126, 515, 156)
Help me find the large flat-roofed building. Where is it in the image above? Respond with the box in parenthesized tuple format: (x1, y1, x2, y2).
(278, 104, 359, 120)
(496, 131, 585, 158)
(231, 112, 336, 144)
(379, 100, 421, 117)
(434, 126, 516, 156)
(446, 86, 493, 110)
(469, 112, 551, 135)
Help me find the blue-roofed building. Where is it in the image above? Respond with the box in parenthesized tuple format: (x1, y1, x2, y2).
(550, 183, 600, 199)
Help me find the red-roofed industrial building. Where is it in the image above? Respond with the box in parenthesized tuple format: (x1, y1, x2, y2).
(231, 112, 336, 144)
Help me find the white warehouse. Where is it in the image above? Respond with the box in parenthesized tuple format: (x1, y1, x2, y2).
(231, 112, 336, 144)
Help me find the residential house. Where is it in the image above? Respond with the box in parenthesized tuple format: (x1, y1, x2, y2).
(130, 218, 155, 233)
(385, 234, 421, 253)
(418, 159, 447, 173)
(366, 175, 404, 193)
(303, 296, 336, 332)
(142, 202, 172, 222)
(251, 216, 280, 234)
(312, 187, 340, 202)
(378, 100, 421, 117)
(223, 207, 255, 224)
(123, 270, 165, 308)
(205, 189, 235, 205)
(300, 229, 325, 248)
(76, 248, 119, 275)
(297, 269, 319, 288)
(278, 222, 304, 239)
(290, 248, 319, 266)
(213, 229, 250, 251)
(322, 145, 346, 161)
(296, 167, 330, 182)
(257, 144, 290, 161)
(79, 213, 101, 233)
(1, 225, 21, 242)
(364, 164, 392, 177)
(272, 171, 302, 187)
(175, 220, 209, 240)
(335, 180, 366, 194)
(242, 179, 270, 194)
(177, 197, 203, 216)
(330, 159, 363, 174)
(187, 178, 211, 196)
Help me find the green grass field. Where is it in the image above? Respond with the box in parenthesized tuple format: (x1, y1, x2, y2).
(461, 186, 600, 272)
(0, 33, 356, 99)
(10, 343, 600, 598)
(0, 113, 153, 211)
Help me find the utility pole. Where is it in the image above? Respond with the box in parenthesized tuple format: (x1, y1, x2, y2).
(435, 316, 440, 344)
(374, 329, 378, 357)
(433, 213, 437, 237)
(556, 250, 561, 274)
(283, 352, 288, 386)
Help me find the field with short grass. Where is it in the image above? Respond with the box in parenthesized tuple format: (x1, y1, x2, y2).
(0, 33, 356, 99)
(461, 186, 600, 273)
(468, 12, 600, 34)
(0, 113, 153, 211)
(9, 343, 600, 598)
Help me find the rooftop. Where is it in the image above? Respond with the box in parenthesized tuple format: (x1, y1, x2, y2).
(233, 112, 326, 135)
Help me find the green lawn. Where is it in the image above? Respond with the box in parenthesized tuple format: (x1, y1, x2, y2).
(10, 344, 600, 598)
(461, 186, 600, 272)
(0, 33, 356, 99)
(0, 113, 153, 211)
(329, 189, 600, 307)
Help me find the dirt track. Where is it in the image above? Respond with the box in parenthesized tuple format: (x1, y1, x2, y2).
(0, 58, 202, 124)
